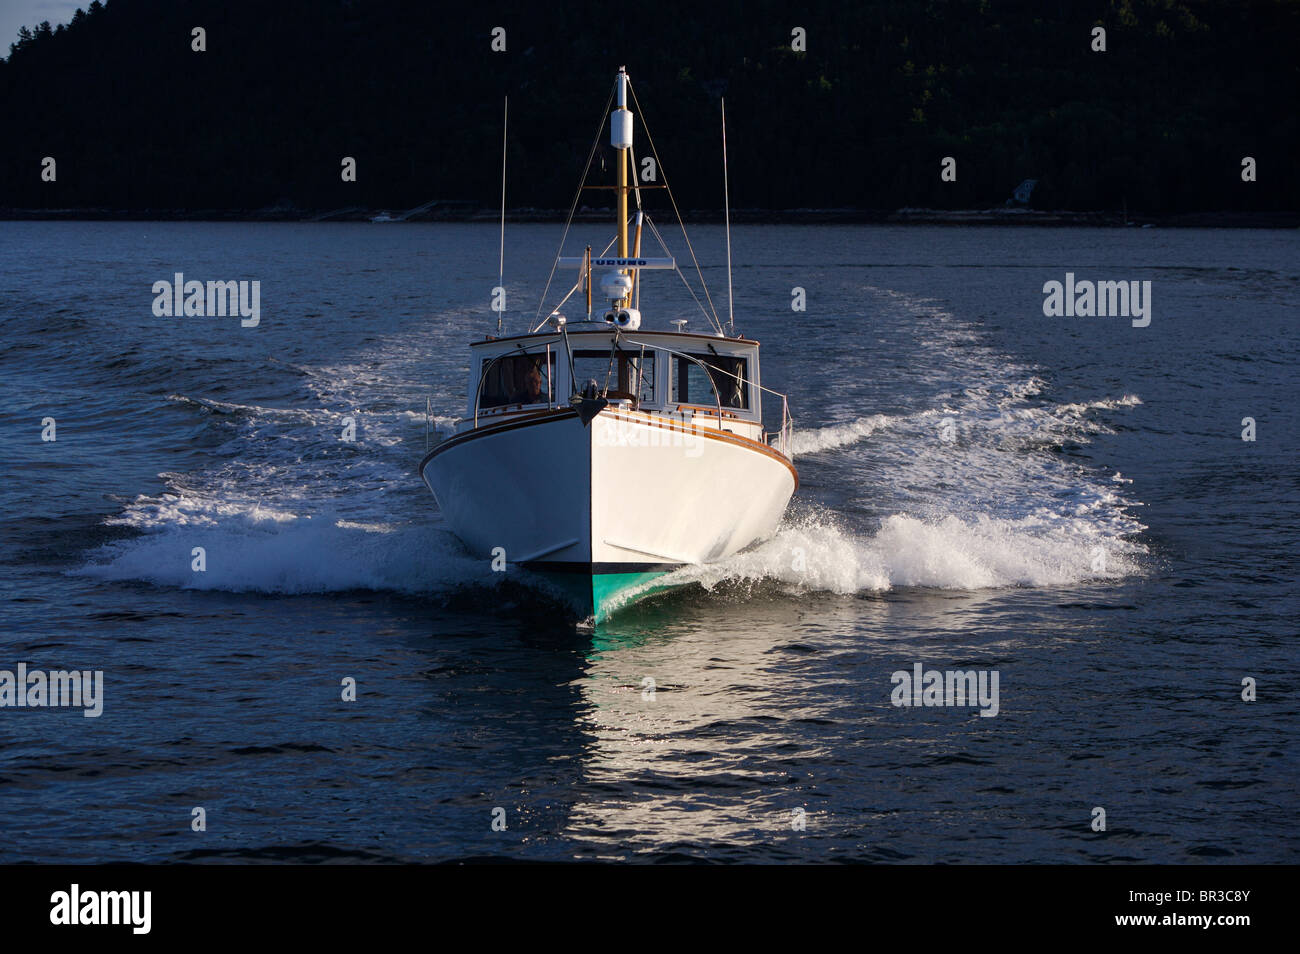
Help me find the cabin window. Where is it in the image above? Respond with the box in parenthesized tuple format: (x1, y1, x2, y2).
(572, 349, 655, 403)
(479, 352, 555, 408)
(671, 354, 748, 409)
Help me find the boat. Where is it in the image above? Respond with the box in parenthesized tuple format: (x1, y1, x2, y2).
(419, 67, 797, 621)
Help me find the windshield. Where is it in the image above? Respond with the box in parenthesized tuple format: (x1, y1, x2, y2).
(572, 348, 655, 403)
(671, 353, 748, 409)
(480, 352, 555, 408)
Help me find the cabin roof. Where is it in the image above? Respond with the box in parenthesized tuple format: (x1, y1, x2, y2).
(471, 326, 760, 349)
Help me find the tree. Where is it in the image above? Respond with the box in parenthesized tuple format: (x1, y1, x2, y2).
(9, 25, 34, 58)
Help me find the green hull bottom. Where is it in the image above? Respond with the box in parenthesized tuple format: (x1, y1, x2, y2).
(534, 569, 680, 622)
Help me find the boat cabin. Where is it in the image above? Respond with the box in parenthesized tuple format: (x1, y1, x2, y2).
(462, 324, 768, 440)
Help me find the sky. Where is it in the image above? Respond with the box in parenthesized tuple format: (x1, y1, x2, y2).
(0, 0, 84, 57)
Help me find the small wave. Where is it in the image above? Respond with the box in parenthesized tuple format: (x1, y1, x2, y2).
(167, 394, 325, 423)
(791, 412, 908, 456)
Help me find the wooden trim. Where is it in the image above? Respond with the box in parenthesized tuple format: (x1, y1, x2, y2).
(472, 405, 570, 427)
(676, 403, 742, 419)
(478, 401, 553, 418)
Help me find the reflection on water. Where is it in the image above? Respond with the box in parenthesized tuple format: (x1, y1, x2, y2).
(541, 581, 1124, 858)
(553, 586, 966, 856)
(573, 597, 830, 854)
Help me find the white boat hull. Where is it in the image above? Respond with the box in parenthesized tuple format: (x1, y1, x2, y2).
(419, 407, 797, 619)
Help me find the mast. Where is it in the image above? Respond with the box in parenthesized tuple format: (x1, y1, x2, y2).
(585, 245, 592, 320)
(497, 95, 507, 334)
(631, 211, 643, 309)
(611, 67, 632, 304)
(722, 97, 734, 336)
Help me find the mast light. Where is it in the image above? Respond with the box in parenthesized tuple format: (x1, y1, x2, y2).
(612, 69, 633, 149)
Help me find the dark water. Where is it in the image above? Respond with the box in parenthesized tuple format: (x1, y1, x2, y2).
(0, 221, 1295, 862)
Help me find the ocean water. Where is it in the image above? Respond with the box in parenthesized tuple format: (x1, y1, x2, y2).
(0, 221, 1295, 863)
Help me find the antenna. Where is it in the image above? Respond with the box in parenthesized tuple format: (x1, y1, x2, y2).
(722, 97, 734, 336)
(497, 95, 508, 334)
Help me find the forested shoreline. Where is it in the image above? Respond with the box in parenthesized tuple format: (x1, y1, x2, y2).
(1, 0, 1295, 220)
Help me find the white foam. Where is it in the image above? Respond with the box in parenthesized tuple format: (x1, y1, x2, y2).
(667, 506, 1142, 597)
(790, 412, 906, 456)
(167, 394, 324, 422)
(77, 495, 479, 595)
(82, 350, 477, 594)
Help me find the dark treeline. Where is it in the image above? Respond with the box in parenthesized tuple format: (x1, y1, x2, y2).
(0, 0, 1295, 215)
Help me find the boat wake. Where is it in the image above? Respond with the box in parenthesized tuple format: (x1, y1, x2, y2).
(74, 337, 482, 597)
(661, 398, 1147, 599)
(74, 287, 1147, 604)
(665, 503, 1145, 599)
(683, 287, 1148, 597)
(75, 496, 479, 595)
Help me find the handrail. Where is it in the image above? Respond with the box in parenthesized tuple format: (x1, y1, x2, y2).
(762, 396, 793, 458)
(760, 396, 794, 458)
